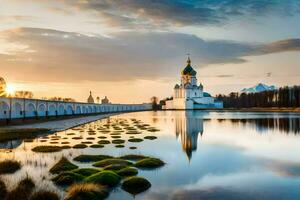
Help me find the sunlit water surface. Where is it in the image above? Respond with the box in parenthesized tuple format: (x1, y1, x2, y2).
(1, 111, 300, 200)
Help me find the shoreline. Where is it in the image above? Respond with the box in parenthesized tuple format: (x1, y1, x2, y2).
(209, 108, 300, 113)
(163, 107, 300, 113)
(1, 113, 117, 132)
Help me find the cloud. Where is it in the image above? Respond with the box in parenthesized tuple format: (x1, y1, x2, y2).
(0, 15, 36, 23)
(0, 27, 299, 83)
(59, 0, 300, 29)
(262, 39, 300, 53)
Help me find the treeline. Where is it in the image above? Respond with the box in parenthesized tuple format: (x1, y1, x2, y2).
(216, 86, 300, 108)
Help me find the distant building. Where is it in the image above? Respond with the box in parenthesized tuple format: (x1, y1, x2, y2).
(163, 57, 223, 109)
(87, 91, 95, 103)
(0, 77, 6, 97)
(101, 96, 110, 104)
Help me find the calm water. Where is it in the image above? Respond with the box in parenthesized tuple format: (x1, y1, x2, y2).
(1, 111, 300, 200)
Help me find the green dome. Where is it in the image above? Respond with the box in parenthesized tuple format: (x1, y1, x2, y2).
(181, 57, 197, 76)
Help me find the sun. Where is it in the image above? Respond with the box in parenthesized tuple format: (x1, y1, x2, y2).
(5, 84, 15, 96)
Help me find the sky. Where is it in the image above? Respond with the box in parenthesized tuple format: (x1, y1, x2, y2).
(0, 0, 300, 103)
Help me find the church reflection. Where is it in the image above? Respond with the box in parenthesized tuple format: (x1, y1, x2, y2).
(174, 111, 204, 161)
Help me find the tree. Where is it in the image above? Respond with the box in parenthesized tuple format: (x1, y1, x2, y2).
(151, 96, 160, 110)
(14, 91, 34, 98)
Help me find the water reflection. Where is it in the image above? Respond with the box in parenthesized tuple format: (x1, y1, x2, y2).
(172, 111, 300, 162)
(175, 111, 203, 160)
(227, 118, 300, 134)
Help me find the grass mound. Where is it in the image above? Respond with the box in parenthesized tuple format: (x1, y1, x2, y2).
(117, 167, 138, 177)
(97, 136, 107, 139)
(74, 155, 112, 163)
(90, 144, 104, 148)
(29, 190, 60, 200)
(84, 170, 121, 187)
(126, 131, 141, 135)
(111, 139, 125, 144)
(31, 145, 62, 153)
(72, 168, 100, 177)
(0, 179, 7, 200)
(97, 140, 110, 144)
(52, 172, 85, 186)
(119, 154, 148, 161)
(81, 141, 93, 144)
(128, 138, 143, 143)
(93, 158, 132, 168)
(134, 158, 165, 169)
(103, 164, 127, 171)
(72, 137, 83, 140)
(121, 176, 151, 195)
(61, 145, 72, 149)
(0, 160, 21, 174)
(50, 157, 78, 174)
(73, 144, 88, 149)
(111, 136, 121, 139)
(5, 177, 35, 200)
(64, 183, 108, 200)
(115, 145, 125, 148)
(147, 128, 160, 132)
(129, 146, 137, 150)
(144, 136, 157, 140)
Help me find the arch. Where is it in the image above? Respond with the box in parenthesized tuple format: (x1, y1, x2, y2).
(93, 106, 97, 113)
(88, 106, 93, 113)
(37, 103, 46, 117)
(82, 106, 87, 114)
(75, 105, 81, 114)
(26, 103, 36, 117)
(12, 102, 22, 118)
(48, 104, 56, 116)
(66, 105, 73, 115)
(58, 104, 65, 115)
(0, 101, 9, 119)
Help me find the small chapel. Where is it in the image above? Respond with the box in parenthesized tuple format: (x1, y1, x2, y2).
(164, 57, 223, 110)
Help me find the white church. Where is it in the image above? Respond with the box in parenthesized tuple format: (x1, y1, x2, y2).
(163, 57, 223, 110)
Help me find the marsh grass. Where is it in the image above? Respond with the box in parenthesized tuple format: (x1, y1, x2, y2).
(29, 190, 60, 200)
(0, 160, 21, 174)
(5, 177, 35, 200)
(0, 178, 7, 200)
(64, 183, 108, 200)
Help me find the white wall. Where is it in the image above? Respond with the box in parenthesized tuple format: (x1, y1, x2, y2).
(0, 97, 152, 120)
